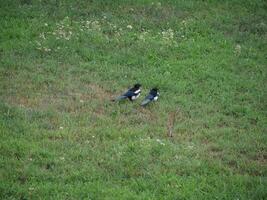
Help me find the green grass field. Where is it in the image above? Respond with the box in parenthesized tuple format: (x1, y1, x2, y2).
(0, 0, 266, 199)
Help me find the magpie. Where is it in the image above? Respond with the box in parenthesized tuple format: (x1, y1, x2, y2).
(114, 83, 142, 101)
(141, 88, 159, 106)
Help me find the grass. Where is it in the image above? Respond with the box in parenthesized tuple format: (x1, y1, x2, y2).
(0, 0, 266, 199)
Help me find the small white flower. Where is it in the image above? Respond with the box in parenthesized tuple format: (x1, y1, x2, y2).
(43, 47, 51, 52)
(235, 44, 241, 54)
(91, 20, 100, 30)
(156, 139, 165, 145)
(139, 31, 148, 40)
(80, 99, 84, 103)
(127, 25, 133, 29)
(162, 28, 174, 40)
(39, 33, 46, 40)
(29, 187, 34, 191)
(157, 2, 161, 7)
(60, 156, 65, 160)
(44, 23, 48, 26)
(59, 126, 63, 130)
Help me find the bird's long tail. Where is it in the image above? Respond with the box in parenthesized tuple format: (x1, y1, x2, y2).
(114, 95, 127, 101)
(141, 99, 151, 106)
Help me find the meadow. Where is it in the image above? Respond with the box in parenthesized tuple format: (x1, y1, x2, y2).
(0, 0, 266, 199)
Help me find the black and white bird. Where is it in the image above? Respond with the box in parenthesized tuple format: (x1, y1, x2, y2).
(114, 83, 142, 101)
(141, 88, 159, 106)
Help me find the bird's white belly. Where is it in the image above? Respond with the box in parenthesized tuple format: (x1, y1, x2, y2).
(131, 93, 140, 100)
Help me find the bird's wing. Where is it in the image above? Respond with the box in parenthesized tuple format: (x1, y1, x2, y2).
(147, 93, 155, 100)
(141, 94, 154, 106)
(123, 90, 135, 97)
(134, 89, 141, 94)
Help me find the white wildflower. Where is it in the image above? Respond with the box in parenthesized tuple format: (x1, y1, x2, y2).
(39, 32, 46, 40)
(162, 28, 174, 40)
(139, 31, 148, 41)
(43, 47, 51, 52)
(156, 139, 165, 145)
(188, 145, 194, 149)
(127, 25, 133, 29)
(235, 44, 241, 55)
(91, 20, 101, 30)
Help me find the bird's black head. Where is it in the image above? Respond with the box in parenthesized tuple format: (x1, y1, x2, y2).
(151, 87, 158, 92)
(134, 83, 141, 89)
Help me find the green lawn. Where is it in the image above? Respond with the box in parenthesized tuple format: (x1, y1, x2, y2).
(0, 0, 266, 199)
